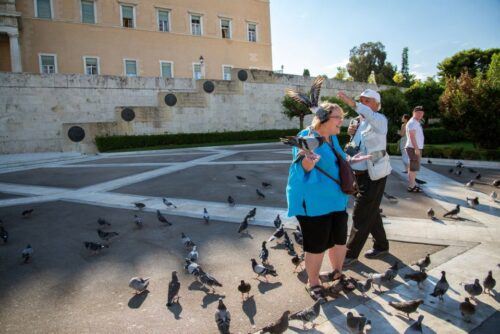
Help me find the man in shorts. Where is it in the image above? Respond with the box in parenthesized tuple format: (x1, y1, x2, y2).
(405, 106, 425, 192)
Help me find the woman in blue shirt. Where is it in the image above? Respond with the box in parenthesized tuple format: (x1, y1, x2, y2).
(286, 102, 370, 301)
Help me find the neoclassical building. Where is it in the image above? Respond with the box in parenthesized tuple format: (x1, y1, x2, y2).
(0, 0, 272, 79)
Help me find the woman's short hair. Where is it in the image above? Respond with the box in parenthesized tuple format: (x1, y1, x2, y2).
(311, 102, 344, 130)
(402, 114, 410, 121)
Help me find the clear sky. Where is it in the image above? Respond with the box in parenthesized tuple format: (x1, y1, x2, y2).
(269, 0, 500, 79)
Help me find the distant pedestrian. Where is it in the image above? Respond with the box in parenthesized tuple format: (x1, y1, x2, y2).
(399, 114, 411, 172)
(405, 106, 425, 192)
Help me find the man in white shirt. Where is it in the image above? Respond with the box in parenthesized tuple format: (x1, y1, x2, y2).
(405, 106, 425, 192)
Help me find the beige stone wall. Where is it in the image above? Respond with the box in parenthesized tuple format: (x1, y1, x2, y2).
(14, 0, 272, 78)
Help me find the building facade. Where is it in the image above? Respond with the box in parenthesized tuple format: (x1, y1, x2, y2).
(0, 0, 272, 79)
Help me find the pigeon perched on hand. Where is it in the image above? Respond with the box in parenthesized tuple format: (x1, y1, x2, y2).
(251, 258, 277, 282)
(215, 298, 231, 334)
(162, 198, 177, 208)
(261, 310, 290, 334)
(22, 208, 34, 218)
(22, 244, 33, 263)
(430, 271, 449, 301)
(181, 233, 195, 250)
(256, 189, 266, 199)
(97, 217, 111, 226)
(97, 229, 119, 242)
(227, 196, 235, 207)
(412, 253, 431, 272)
(427, 208, 435, 219)
(290, 300, 322, 330)
(166, 271, 180, 307)
(268, 224, 285, 243)
(460, 297, 475, 323)
(157, 210, 172, 226)
(405, 269, 428, 289)
(84, 241, 109, 254)
(236, 175, 246, 181)
(483, 270, 496, 295)
(0, 225, 8, 243)
(388, 299, 424, 319)
(237, 280, 251, 301)
(199, 269, 223, 293)
(443, 204, 460, 218)
(133, 215, 143, 229)
(134, 202, 145, 210)
(129, 277, 150, 294)
(466, 196, 479, 208)
(273, 214, 282, 229)
(383, 192, 398, 203)
(406, 315, 424, 333)
(186, 245, 199, 262)
(280, 135, 325, 159)
(463, 279, 483, 298)
(203, 208, 210, 224)
(237, 217, 249, 235)
(259, 241, 269, 264)
(346, 311, 371, 334)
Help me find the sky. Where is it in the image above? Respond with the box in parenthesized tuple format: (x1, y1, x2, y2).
(269, 0, 500, 79)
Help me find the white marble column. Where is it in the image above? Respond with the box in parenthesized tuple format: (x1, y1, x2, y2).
(8, 32, 22, 72)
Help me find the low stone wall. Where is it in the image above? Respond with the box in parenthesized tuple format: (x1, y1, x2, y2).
(0, 69, 387, 153)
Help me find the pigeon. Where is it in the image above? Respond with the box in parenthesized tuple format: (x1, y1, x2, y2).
(184, 259, 202, 277)
(427, 208, 435, 219)
(388, 299, 424, 319)
(262, 182, 272, 188)
(475, 173, 481, 180)
(290, 300, 322, 330)
(466, 196, 479, 208)
(427, 159, 432, 164)
(21, 244, 33, 263)
(291, 253, 304, 273)
(97, 229, 119, 242)
(430, 271, 449, 301)
(129, 277, 150, 294)
(22, 208, 34, 218)
(133, 215, 143, 228)
(465, 180, 475, 187)
(251, 258, 277, 282)
(346, 312, 371, 334)
(491, 191, 498, 201)
(285, 75, 324, 112)
(215, 298, 231, 334)
(443, 204, 460, 218)
(157, 210, 172, 226)
(199, 269, 223, 293)
(246, 207, 257, 219)
(186, 245, 199, 262)
(460, 297, 475, 323)
(259, 241, 269, 264)
(237, 217, 249, 235)
(483, 270, 496, 294)
(292, 226, 303, 247)
(162, 198, 177, 208)
(97, 217, 111, 226)
(84, 241, 109, 254)
(236, 175, 246, 181)
(493, 179, 500, 187)
(412, 254, 431, 272)
(404, 269, 428, 289)
(237, 280, 251, 300)
(261, 310, 290, 334)
(166, 271, 180, 306)
(383, 192, 398, 203)
(281, 135, 326, 158)
(273, 214, 282, 229)
(360, 271, 386, 292)
(406, 315, 424, 333)
(415, 178, 427, 185)
(268, 224, 285, 243)
(383, 261, 400, 282)
(455, 170, 462, 176)
(181, 233, 195, 250)
(448, 168, 454, 173)
(256, 189, 266, 199)
(227, 196, 235, 206)
(134, 202, 146, 210)
(0, 225, 8, 243)
(203, 208, 210, 224)
(468, 168, 477, 173)
(463, 278, 483, 298)
(283, 231, 295, 254)
(352, 277, 373, 297)
(456, 161, 463, 168)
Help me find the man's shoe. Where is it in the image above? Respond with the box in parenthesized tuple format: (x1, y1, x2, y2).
(364, 248, 388, 259)
(343, 257, 358, 267)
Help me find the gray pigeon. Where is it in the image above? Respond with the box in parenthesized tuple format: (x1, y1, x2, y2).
(262, 182, 272, 188)
(361, 270, 391, 291)
(22, 208, 34, 218)
(406, 315, 424, 333)
(0, 225, 8, 243)
(184, 259, 202, 277)
(227, 196, 235, 206)
(291, 253, 304, 273)
(383, 192, 398, 203)
(237, 217, 249, 235)
(466, 196, 479, 208)
(134, 202, 145, 210)
(215, 298, 231, 334)
(491, 191, 498, 201)
(388, 299, 424, 319)
(261, 310, 290, 334)
(285, 75, 324, 114)
(483, 270, 496, 294)
(273, 214, 282, 229)
(199, 269, 223, 293)
(259, 241, 269, 264)
(97, 217, 111, 226)
(427, 208, 435, 219)
(463, 278, 483, 298)
(133, 215, 143, 228)
(181, 232, 195, 249)
(404, 269, 428, 289)
(412, 253, 431, 272)
(97, 229, 119, 242)
(236, 175, 246, 181)
(492, 179, 500, 187)
(290, 300, 322, 330)
(443, 204, 460, 218)
(346, 312, 370, 334)
(292, 225, 303, 247)
(352, 278, 373, 297)
(283, 231, 295, 254)
(203, 208, 210, 224)
(166, 271, 180, 306)
(129, 277, 150, 294)
(268, 224, 285, 243)
(186, 245, 199, 262)
(162, 198, 177, 208)
(430, 271, 449, 301)
(383, 261, 400, 281)
(460, 297, 475, 323)
(465, 180, 475, 188)
(84, 241, 108, 254)
(281, 135, 326, 157)
(256, 189, 266, 199)
(251, 258, 277, 282)
(157, 210, 172, 225)
(246, 207, 257, 219)
(22, 244, 33, 263)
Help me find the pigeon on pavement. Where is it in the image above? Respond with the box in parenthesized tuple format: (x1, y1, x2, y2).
(97, 217, 111, 226)
(129, 277, 150, 294)
(84, 241, 108, 254)
(268, 224, 285, 243)
(466, 196, 479, 208)
(199, 269, 223, 293)
(475, 173, 481, 180)
(430, 271, 449, 301)
(273, 214, 282, 229)
(493, 179, 500, 187)
(134, 202, 145, 210)
(491, 191, 498, 201)
(465, 180, 475, 187)
(460, 297, 475, 323)
(412, 254, 431, 272)
(236, 175, 246, 181)
(215, 298, 231, 334)
(415, 178, 426, 185)
(157, 210, 172, 226)
(166, 271, 180, 307)
(259, 241, 269, 264)
(181, 233, 195, 250)
(97, 229, 119, 242)
(483, 270, 496, 295)
(237, 217, 249, 235)
(22, 208, 34, 218)
(427, 208, 435, 219)
(443, 204, 460, 218)
(262, 182, 272, 188)
(186, 245, 199, 262)
(203, 208, 210, 224)
(404, 269, 428, 289)
(251, 258, 277, 282)
(227, 196, 235, 206)
(133, 215, 143, 229)
(291, 253, 304, 273)
(406, 315, 424, 333)
(383, 192, 398, 203)
(283, 231, 295, 254)
(246, 207, 257, 220)
(261, 310, 290, 334)
(463, 279, 483, 298)
(383, 261, 400, 282)
(388, 299, 424, 319)
(163, 198, 177, 208)
(351, 278, 373, 297)
(22, 244, 33, 263)
(256, 189, 266, 199)
(184, 259, 202, 277)
(456, 161, 463, 168)
(290, 300, 322, 330)
(292, 225, 303, 247)
(346, 312, 371, 334)
(237, 280, 251, 301)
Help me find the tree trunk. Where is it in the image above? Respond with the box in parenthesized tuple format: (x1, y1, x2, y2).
(299, 115, 304, 129)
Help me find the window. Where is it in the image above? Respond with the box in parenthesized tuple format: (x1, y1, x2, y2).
(35, 0, 52, 19)
(160, 61, 173, 78)
(39, 54, 57, 74)
(158, 9, 170, 32)
(121, 5, 135, 28)
(81, 0, 95, 24)
(248, 23, 257, 42)
(84, 57, 99, 75)
(222, 65, 232, 80)
(124, 59, 137, 76)
(190, 14, 202, 36)
(193, 63, 202, 80)
(221, 19, 231, 39)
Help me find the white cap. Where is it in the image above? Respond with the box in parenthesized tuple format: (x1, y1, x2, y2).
(360, 89, 381, 111)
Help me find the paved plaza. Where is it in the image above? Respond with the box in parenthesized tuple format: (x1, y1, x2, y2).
(0, 143, 499, 333)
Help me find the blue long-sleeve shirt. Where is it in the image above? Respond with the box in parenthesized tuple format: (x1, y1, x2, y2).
(286, 129, 349, 217)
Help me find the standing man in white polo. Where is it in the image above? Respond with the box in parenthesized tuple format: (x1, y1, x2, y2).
(405, 106, 425, 192)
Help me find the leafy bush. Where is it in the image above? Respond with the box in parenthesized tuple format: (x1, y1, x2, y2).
(387, 143, 499, 161)
(380, 87, 409, 128)
(404, 79, 444, 124)
(320, 96, 356, 118)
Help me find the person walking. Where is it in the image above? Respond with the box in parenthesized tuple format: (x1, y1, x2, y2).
(405, 106, 425, 192)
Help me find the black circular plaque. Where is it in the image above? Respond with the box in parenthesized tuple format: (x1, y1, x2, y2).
(68, 126, 85, 142)
(121, 108, 135, 122)
(237, 69, 248, 81)
(164, 93, 177, 106)
(203, 80, 215, 93)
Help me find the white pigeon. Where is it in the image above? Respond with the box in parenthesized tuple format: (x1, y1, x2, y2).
(129, 277, 150, 294)
(187, 245, 199, 262)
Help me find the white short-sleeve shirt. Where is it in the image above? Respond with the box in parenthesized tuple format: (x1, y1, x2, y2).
(405, 118, 424, 149)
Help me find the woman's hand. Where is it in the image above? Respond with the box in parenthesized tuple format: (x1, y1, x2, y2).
(347, 152, 372, 164)
(300, 150, 320, 172)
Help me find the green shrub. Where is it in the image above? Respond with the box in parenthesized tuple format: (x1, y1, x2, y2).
(386, 143, 499, 161)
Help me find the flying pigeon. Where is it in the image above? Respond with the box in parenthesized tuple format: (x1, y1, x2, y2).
(273, 214, 282, 229)
(237, 280, 251, 301)
(166, 271, 180, 307)
(406, 315, 424, 333)
(97, 229, 119, 242)
(262, 182, 272, 188)
(383, 192, 398, 203)
(290, 300, 322, 330)
(251, 258, 277, 282)
(186, 245, 199, 262)
(268, 224, 285, 243)
(134, 202, 145, 210)
(83, 241, 109, 254)
(236, 175, 246, 181)
(259, 241, 269, 264)
(427, 208, 435, 219)
(22, 208, 34, 218)
(203, 208, 210, 224)
(346, 312, 371, 334)
(227, 196, 235, 206)
(483, 270, 496, 295)
(21, 244, 33, 263)
(412, 253, 431, 272)
(430, 271, 449, 301)
(215, 298, 231, 334)
(388, 299, 424, 319)
(157, 210, 172, 226)
(129, 277, 150, 294)
(443, 204, 460, 218)
(463, 279, 483, 298)
(181, 233, 195, 250)
(162, 198, 177, 208)
(460, 297, 475, 323)
(184, 259, 202, 277)
(285, 75, 325, 115)
(246, 207, 257, 219)
(405, 269, 428, 289)
(466, 196, 479, 208)
(97, 217, 111, 226)
(261, 310, 290, 334)
(0, 225, 8, 243)
(237, 217, 249, 235)
(133, 215, 143, 229)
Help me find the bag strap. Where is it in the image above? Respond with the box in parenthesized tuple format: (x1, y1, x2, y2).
(294, 155, 342, 187)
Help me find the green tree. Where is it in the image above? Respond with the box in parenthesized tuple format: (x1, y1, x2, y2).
(404, 78, 444, 124)
(380, 88, 409, 142)
(401, 47, 411, 86)
(334, 66, 348, 80)
(303, 69, 310, 77)
(281, 95, 311, 129)
(320, 96, 356, 118)
(393, 72, 404, 86)
(487, 52, 500, 87)
(437, 48, 500, 79)
(347, 41, 396, 84)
